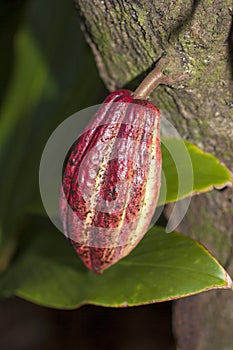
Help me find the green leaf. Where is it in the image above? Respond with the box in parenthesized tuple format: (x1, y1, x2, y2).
(0, 217, 231, 309)
(158, 138, 232, 205)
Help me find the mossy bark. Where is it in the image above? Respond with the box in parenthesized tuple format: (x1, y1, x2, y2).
(74, 1, 233, 349)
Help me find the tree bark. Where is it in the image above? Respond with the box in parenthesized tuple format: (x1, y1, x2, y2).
(74, 1, 233, 349)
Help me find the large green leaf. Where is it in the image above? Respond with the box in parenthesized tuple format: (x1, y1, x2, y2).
(158, 138, 232, 205)
(0, 217, 231, 309)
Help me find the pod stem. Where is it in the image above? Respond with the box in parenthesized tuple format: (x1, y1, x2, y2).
(133, 57, 188, 100)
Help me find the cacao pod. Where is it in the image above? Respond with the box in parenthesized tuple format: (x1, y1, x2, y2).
(60, 57, 183, 274)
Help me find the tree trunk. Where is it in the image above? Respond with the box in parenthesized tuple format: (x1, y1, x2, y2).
(74, 1, 233, 349)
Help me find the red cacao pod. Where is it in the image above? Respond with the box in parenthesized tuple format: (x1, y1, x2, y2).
(60, 57, 184, 274)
